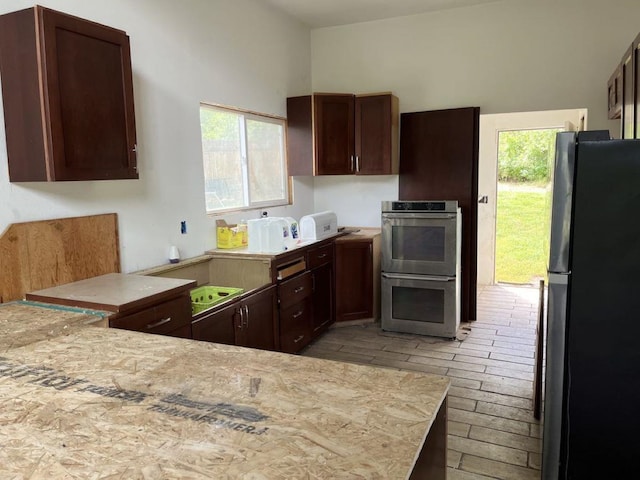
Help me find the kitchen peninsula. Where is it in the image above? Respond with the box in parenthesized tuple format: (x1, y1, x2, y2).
(0, 301, 449, 478)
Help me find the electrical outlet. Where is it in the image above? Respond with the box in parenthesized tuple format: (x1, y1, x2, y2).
(180, 221, 187, 234)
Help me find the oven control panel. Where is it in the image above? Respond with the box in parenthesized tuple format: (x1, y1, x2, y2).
(382, 200, 458, 213)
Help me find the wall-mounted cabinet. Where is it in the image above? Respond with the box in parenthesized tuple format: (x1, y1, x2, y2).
(608, 64, 622, 120)
(607, 31, 640, 139)
(287, 93, 398, 176)
(621, 44, 635, 139)
(0, 6, 137, 181)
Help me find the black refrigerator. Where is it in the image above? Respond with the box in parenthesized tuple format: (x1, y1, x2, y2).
(543, 131, 640, 478)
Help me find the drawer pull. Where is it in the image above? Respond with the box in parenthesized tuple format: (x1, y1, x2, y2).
(292, 310, 304, 319)
(317, 253, 327, 259)
(293, 335, 305, 344)
(146, 317, 172, 329)
(294, 286, 305, 294)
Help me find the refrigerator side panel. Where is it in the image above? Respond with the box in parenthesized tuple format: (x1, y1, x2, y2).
(548, 131, 609, 274)
(542, 273, 569, 480)
(547, 132, 576, 274)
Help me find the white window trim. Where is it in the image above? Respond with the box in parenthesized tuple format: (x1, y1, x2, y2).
(200, 103, 291, 216)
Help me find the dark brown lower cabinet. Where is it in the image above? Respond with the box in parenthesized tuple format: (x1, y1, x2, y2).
(336, 241, 373, 322)
(110, 294, 193, 339)
(278, 271, 313, 353)
(335, 233, 380, 323)
(311, 262, 333, 334)
(237, 286, 278, 350)
(279, 297, 312, 354)
(192, 285, 277, 351)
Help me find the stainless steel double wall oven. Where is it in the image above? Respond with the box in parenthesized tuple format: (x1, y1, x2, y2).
(381, 201, 461, 338)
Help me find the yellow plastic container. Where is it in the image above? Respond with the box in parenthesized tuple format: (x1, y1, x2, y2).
(190, 286, 244, 314)
(216, 220, 246, 249)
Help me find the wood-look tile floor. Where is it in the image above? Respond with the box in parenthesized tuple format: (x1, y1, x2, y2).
(301, 284, 542, 480)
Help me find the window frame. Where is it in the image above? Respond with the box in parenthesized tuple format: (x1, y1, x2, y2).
(200, 102, 291, 215)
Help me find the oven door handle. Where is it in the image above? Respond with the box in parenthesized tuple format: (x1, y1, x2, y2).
(382, 213, 457, 220)
(382, 273, 456, 282)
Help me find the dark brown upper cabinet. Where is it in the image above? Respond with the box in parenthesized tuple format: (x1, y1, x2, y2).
(287, 93, 398, 176)
(621, 44, 634, 139)
(607, 64, 622, 120)
(0, 6, 138, 182)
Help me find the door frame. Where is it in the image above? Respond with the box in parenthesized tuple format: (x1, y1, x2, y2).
(477, 109, 587, 286)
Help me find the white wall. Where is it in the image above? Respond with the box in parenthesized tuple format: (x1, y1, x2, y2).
(0, 0, 312, 272)
(309, 0, 640, 227)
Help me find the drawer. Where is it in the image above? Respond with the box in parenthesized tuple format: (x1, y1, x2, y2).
(110, 294, 192, 336)
(278, 271, 312, 309)
(307, 242, 334, 269)
(280, 299, 312, 354)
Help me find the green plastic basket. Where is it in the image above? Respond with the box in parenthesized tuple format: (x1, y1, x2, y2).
(190, 286, 243, 314)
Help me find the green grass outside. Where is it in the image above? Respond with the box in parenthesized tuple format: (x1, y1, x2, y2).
(495, 183, 550, 284)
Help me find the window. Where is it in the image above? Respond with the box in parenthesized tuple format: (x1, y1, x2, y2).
(200, 103, 289, 213)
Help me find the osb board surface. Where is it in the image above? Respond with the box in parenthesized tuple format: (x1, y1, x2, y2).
(0, 214, 120, 303)
(0, 302, 107, 353)
(26, 273, 196, 313)
(0, 323, 449, 479)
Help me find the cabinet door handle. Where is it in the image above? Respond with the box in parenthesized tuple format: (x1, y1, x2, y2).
(355, 155, 360, 172)
(236, 307, 244, 329)
(244, 304, 250, 327)
(146, 317, 171, 329)
(292, 310, 304, 319)
(293, 335, 305, 344)
(294, 286, 305, 294)
(350, 155, 355, 172)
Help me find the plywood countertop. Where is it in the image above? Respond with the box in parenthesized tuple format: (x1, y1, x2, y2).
(25, 273, 196, 313)
(0, 302, 449, 479)
(335, 227, 381, 242)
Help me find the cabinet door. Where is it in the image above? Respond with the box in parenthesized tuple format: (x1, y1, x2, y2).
(355, 94, 399, 175)
(621, 44, 635, 139)
(634, 37, 640, 139)
(607, 64, 622, 120)
(311, 262, 334, 335)
(192, 301, 238, 345)
(335, 241, 373, 322)
(237, 285, 277, 351)
(40, 7, 137, 180)
(314, 94, 355, 175)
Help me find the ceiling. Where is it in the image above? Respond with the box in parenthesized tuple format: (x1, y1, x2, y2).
(263, 0, 502, 28)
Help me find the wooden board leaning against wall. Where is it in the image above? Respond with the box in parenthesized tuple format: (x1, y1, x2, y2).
(0, 214, 120, 303)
